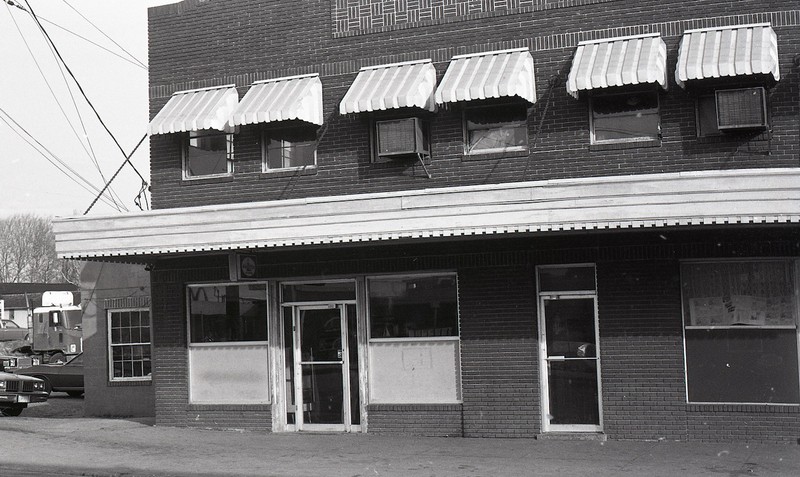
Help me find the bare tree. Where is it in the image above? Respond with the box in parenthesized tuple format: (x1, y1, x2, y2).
(0, 214, 79, 285)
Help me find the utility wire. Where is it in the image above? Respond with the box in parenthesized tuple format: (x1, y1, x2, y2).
(3, 1, 125, 211)
(84, 134, 147, 215)
(5, 0, 146, 70)
(22, 0, 149, 190)
(0, 107, 121, 210)
(62, 0, 146, 69)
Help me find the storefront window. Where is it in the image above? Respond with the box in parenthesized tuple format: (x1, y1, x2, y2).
(367, 275, 458, 338)
(188, 284, 268, 343)
(681, 260, 800, 403)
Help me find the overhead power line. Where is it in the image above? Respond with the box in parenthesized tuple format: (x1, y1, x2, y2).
(62, 0, 147, 69)
(21, 0, 149, 193)
(0, 106, 122, 211)
(5, 0, 147, 70)
(3, 0, 125, 210)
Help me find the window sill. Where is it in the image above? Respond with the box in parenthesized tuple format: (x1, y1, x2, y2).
(108, 379, 152, 387)
(589, 139, 661, 151)
(259, 167, 318, 179)
(462, 149, 529, 162)
(187, 403, 271, 411)
(687, 403, 800, 413)
(696, 132, 770, 144)
(181, 175, 234, 185)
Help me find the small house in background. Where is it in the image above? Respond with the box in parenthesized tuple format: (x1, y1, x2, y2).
(80, 261, 153, 418)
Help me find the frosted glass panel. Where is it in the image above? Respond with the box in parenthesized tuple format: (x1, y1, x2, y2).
(189, 344, 269, 404)
(369, 339, 460, 403)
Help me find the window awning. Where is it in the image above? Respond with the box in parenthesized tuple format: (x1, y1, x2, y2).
(339, 59, 437, 114)
(148, 85, 239, 135)
(435, 48, 536, 104)
(675, 23, 779, 88)
(54, 168, 800, 260)
(566, 33, 667, 98)
(232, 74, 323, 127)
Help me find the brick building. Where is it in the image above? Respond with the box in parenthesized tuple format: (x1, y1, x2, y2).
(54, 0, 800, 442)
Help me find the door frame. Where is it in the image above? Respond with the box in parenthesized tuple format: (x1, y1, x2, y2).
(292, 303, 355, 432)
(537, 264, 603, 434)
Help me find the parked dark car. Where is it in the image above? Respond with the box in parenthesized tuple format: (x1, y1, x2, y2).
(0, 320, 28, 342)
(0, 371, 48, 416)
(14, 353, 83, 397)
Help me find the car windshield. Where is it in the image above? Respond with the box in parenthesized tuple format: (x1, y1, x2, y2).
(3, 321, 20, 329)
(66, 354, 83, 366)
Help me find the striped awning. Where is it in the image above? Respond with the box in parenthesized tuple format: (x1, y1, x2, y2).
(148, 85, 239, 135)
(567, 33, 668, 98)
(675, 23, 779, 88)
(339, 59, 437, 114)
(435, 48, 536, 104)
(232, 74, 323, 127)
(54, 168, 800, 260)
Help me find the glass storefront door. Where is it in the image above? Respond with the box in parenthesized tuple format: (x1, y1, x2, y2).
(540, 296, 602, 432)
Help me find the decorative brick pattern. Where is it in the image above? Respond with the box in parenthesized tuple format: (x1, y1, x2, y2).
(331, 0, 621, 37)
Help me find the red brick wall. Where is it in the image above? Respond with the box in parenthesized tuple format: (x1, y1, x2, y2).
(147, 0, 800, 210)
(146, 233, 800, 441)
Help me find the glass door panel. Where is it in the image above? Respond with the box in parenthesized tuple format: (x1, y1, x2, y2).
(296, 307, 345, 429)
(542, 297, 601, 431)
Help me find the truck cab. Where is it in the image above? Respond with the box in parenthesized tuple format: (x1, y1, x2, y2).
(31, 291, 82, 363)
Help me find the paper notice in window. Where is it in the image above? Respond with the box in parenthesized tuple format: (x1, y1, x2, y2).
(689, 297, 724, 326)
(726, 295, 767, 326)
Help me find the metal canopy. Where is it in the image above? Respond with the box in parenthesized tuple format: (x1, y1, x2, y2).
(148, 85, 239, 135)
(232, 74, 324, 127)
(675, 23, 779, 88)
(567, 33, 668, 98)
(435, 48, 537, 104)
(339, 59, 437, 114)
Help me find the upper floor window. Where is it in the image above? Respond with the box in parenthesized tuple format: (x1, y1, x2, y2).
(372, 116, 430, 163)
(263, 128, 317, 171)
(590, 91, 660, 144)
(184, 130, 233, 179)
(464, 104, 527, 155)
(696, 87, 768, 138)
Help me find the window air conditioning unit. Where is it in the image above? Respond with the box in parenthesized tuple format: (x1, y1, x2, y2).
(715, 87, 767, 131)
(376, 117, 429, 158)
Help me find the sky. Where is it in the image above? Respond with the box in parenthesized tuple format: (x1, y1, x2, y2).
(0, 0, 178, 218)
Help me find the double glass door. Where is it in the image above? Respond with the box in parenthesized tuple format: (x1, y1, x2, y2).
(540, 295, 602, 432)
(289, 304, 359, 432)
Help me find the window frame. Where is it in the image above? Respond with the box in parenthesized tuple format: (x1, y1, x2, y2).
(261, 126, 318, 173)
(182, 130, 234, 180)
(106, 308, 152, 383)
(366, 272, 460, 342)
(462, 103, 529, 156)
(186, 282, 270, 347)
(588, 90, 661, 145)
(680, 258, 800, 405)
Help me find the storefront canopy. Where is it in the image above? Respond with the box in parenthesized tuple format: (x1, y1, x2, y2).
(435, 48, 537, 104)
(675, 23, 779, 88)
(148, 85, 239, 135)
(54, 168, 800, 260)
(232, 74, 324, 127)
(567, 33, 668, 98)
(339, 59, 437, 114)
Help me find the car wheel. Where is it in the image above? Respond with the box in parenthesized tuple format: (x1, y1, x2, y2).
(0, 406, 24, 417)
(66, 391, 83, 398)
(49, 352, 66, 364)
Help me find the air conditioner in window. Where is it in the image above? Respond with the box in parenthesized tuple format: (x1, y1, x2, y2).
(715, 87, 767, 131)
(375, 117, 429, 158)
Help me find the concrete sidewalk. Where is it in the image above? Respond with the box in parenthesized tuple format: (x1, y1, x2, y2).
(0, 417, 798, 477)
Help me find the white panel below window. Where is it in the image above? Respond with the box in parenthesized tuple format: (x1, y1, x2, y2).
(189, 344, 269, 404)
(369, 339, 461, 403)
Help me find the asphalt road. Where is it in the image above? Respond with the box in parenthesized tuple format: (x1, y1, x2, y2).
(2, 396, 800, 477)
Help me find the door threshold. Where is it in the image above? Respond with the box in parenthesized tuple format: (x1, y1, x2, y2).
(537, 432, 606, 441)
